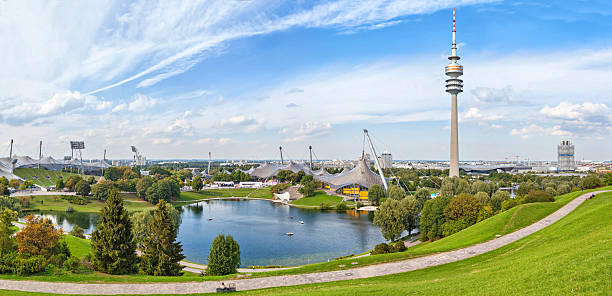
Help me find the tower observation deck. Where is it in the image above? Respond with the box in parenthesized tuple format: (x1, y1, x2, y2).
(446, 8, 463, 177)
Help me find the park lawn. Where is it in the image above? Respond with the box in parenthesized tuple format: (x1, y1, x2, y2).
(4, 191, 610, 295)
(22, 195, 155, 213)
(13, 168, 99, 188)
(290, 191, 343, 207)
(63, 234, 91, 259)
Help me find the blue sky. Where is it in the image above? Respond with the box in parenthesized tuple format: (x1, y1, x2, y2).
(0, 0, 611, 161)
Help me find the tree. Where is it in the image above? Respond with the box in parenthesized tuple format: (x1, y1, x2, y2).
(91, 180, 116, 201)
(0, 208, 18, 254)
(192, 175, 203, 191)
(471, 180, 491, 195)
(56, 177, 65, 190)
(387, 185, 406, 200)
(19, 180, 34, 190)
(581, 174, 603, 189)
(373, 199, 404, 241)
(399, 196, 420, 236)
(474, 192, 490, 206)
(206, 234, 241, 276)
(103, 167, 121, 182)
(523, 190, 553, 203)
(65, 175, 82, 191)
(8, 179, 20, 189)
(0, 184, 9, 196)
(90, 189, 138, 274)
(132, 202, 181, 247)
(440, 178, 455, 197)
(414, 188, 430, 211)
(87, 176, 96, 185)
(298, 180, 316, 197)
(419, 197, 451, 241)
(455, 179, 470, 194)
(0, 196, 21, 213)
(75, 180, 91, 197)
(490, 190, 510, 212)
(441, 193, 481, 237)
(275, 170, 292, 183)
(136, 176, 154, 199)
(368, 184, 385, 206)
(557, 183, 571, 195)
(604, 173, 612, 186)
(140, 200, 185, 276)
(16, 215, 63, 257)
(0, 177, 7, 187)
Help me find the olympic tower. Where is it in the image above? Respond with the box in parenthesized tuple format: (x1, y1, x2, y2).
(445, 8, 463, 177)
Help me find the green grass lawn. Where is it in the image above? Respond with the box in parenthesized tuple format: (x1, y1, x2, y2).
(13, 168, 97, 188)
(63, 234, 91, 259)
(290, 191, 343, 207)
(22, 195, 155, 213)
(176, 188, 273, 205)
(2, 191, 610, 295)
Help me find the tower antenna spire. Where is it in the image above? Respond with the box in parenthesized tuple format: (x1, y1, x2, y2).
(445, 8, 463, 177)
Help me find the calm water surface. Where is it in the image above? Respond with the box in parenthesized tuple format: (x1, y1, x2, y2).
(23, 199, 389, 267)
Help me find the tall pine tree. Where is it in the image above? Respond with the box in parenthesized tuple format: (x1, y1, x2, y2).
(91, 189, 138, 274)
(140, 200, 185, 276)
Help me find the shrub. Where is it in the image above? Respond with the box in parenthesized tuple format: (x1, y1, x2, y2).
(206, 234, 241, 276)
(441, 218, 472, 237)
(390, 241, 407, 253)
(14, 255, 46, 275)
(66, 206, 74, 213)
(371, 243, 392, 255)
(501, 198, 519, 211)
(64, 256, 80, 272)
(477, 205, 494, 222)
(319, 203, 332, 210)
(335, 201, 348, 212)
(69, 225, 85, 238)
(0, 252, 17, 274)
(581, 175, 603, 189)
(16, 215, 63, 257)
(270, 183, 291, 194)
(490, 191, 510, 212)
(523, 190, 554, 204)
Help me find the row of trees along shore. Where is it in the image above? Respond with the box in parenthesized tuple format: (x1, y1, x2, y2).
(371, 172, 609, 252)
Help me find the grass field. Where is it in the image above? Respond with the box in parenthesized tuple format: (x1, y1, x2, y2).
(2, 191, 609, 295)
(63, 234, 91, 259)
(22, 194, 156, 213)
(290, 191, 343, 207)
(13, 168, 96, 188)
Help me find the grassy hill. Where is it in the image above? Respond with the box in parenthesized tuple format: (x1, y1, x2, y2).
(13, 168, 83, 188)
(290, 191, 343, 207)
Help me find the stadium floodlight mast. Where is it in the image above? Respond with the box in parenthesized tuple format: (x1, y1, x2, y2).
(70, 141, 85, 175)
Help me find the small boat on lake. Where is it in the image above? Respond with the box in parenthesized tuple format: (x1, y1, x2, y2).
(286, 232, 294, 236)
(208, 218, 213, 221)
(299, 221, 304, 224)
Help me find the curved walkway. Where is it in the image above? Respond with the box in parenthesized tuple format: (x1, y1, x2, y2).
(1, 191, 606, 295)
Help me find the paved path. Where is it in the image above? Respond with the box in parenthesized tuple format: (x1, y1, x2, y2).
(180, 261, 298, 274)
(10, 191, 76, 197)
(0, 191, 606, 295)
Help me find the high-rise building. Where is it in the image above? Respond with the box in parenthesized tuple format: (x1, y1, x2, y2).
(445, 8, 463, 177)
(557, 140, 576, 171)
(379, 151, 392, 169)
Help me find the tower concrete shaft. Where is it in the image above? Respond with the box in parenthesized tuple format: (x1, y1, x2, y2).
(445, 8, 463, 177)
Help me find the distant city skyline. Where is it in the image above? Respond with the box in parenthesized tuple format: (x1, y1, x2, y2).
(1, 1, 611, 161)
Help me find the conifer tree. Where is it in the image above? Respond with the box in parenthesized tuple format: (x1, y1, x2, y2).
(90, 189, 138, 274)
(206, 234, 241, 276)
(140, 200, 185, 276)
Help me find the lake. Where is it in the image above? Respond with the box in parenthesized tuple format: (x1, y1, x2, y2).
(24, 199, 390, 267)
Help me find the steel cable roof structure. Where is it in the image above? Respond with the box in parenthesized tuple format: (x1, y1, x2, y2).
(0, 155, 111, 180)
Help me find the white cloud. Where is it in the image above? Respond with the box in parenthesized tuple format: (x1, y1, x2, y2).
(127, 94, 157, 112)
(197, 138, 213, 144)
(282, 121, 332, 142)
(218, 138, 231, 145)
(111, 103, 127, 113)
(152, 138, 172, 144)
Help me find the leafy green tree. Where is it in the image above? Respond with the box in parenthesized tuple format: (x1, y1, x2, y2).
(557, 183, 571, 195)
(140, 200, 185, 276)
(0, 208, 18, 254)
(298, 180, 316, 197)
(103, 167, 121, 182)
(275, 170, 292, 183)
(19, 180, 34, 190)
(373, 199, 404, 241)
(132, 203, 181, 247)
(490, 190, 510, 212)
(399, 196, 420, 236)
(440, 178, 455, 197)
(91, 180, 116, 201)
(474, 191, 490, 206)
(192, 175, 203, 191)
(75, 180, 91, 197)
(90, 189, 138, 274)
(387, 185, 406, 200)
(136, 176, 154, 199)
(581, 174, 603, 189)
(87, 176, 96, 185)
(16, 215, 64, 257)
(441, 193, 480, 237)
(206, 234, 241, 276)
(523, 190, 553, 203)
(604, 173, 612, 186)
(455, 179, 470, 194)
(419, 196, 451, 241)
(477, 205, 494, 222)
(65, 175, 82, 191)
(414, 188, 430, 211)
(56, 177, 65, 190)
(0, 177, 7, 187)
(368, 184, 385, 206)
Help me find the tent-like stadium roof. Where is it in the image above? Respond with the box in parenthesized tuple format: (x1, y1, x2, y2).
(314, 156, 385, 190)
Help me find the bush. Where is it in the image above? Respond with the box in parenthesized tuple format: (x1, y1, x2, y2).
(0, 252, 17, 274)
(69, 225, 85, 238)
(501, 198, 519, 211)
(371, 243, 392, 255)
(335, 201, 348, 212)
(270, 183, 291, 194)
(206, 234, 241, 276)
(64, 256, 80, 272)
(66, 206, 74, 213)
(523, 190, 554, 204)
(441, 218, 472, 237)
(476, 205, 493, 222)
(14, 255, 46, 275)
(319, 202, 332, 210)
(581, 175, 603, 189)
(390, 241, 407, 253)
